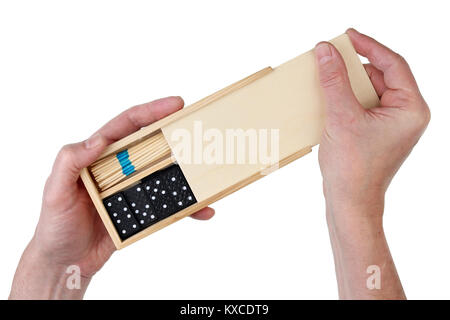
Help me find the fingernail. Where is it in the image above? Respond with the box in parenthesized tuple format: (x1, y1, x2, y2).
(85, 133, 102, 149)
(315, 42, 332, 65)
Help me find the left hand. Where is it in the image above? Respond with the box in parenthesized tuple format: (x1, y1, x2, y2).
(10, 96, 215, 299)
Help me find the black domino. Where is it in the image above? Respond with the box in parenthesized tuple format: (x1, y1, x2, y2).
(103, 193, 141, 240)
(158, 165, 197, 210)
(122, 183, 158, 228)
(142, 170, 177, 218)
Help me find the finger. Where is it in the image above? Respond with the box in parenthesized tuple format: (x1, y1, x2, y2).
(364, 63, 388, 97)
(50, 96, 184, 190)
(50, 133, 108, 191)
(97, 96, 184, 143)
(346, 28, 419, 92)
(190, 207, 215, 220)
(314, 42, 363, 119)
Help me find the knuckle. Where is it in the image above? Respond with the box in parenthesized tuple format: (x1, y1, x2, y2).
(420, 101, 431, 125)
(410, 104, 431, 130)
(424, 106, 431, 124)
(127, 106, 143, 128)
(393, 52, 409, 69)
(394, 52, 405, 63)
(42, 176, 60, 208)
(420, 106, 431, 127)
(43, 188, 68, 210)
(57, 144, 75, 165)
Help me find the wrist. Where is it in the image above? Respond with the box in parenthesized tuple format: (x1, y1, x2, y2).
(323, 178, 385, 207)
(324, 179, 384, 220)
(326, 208, 384, 248)
(324, 185, 385, 243)
(9, 237, 91, 299)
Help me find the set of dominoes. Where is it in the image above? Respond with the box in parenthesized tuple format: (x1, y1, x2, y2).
(103, 164, 196, 240)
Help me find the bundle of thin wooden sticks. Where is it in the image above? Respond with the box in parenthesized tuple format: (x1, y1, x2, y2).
(91, 132, 171, 191)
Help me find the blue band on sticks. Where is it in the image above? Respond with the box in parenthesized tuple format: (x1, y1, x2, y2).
(116, 149, 135, 176)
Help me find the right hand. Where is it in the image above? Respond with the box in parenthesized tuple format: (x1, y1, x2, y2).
(316, 28, 430, 220)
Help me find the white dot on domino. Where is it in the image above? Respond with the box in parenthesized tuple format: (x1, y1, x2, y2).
(107, 202, 112, 207)
(171, 177, 176, 181)
(131, 203, 136, 207)
(182, 186, 187, 190)
(122, 230, 126, 234)
(145, 204, 149, 209)
(118, 197, 122, 201)
(137, 187, 141, 192)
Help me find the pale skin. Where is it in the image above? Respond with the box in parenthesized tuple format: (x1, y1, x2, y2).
(315, 29, 430, 299)
(9, 96, 215, 299)
(10, 28, 429, 300)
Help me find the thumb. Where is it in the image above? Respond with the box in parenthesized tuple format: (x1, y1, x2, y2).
(315, 42, 362, 119)
(50, 133, 108, 190)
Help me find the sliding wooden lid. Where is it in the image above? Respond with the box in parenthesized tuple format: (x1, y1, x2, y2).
(162, 34, 379, 203)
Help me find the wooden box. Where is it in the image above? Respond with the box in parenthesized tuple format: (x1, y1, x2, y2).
(80, 34, 379, 249)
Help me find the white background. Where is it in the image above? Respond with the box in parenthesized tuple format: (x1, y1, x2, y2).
(0, 1, 448, 299)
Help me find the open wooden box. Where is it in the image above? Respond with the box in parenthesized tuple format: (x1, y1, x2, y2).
(80, 34, 379, 249)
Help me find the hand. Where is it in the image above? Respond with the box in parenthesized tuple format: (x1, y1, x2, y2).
(10, 96, 215, 299)
(317, 29, 430, 219)
(315, 29, 429, 299)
